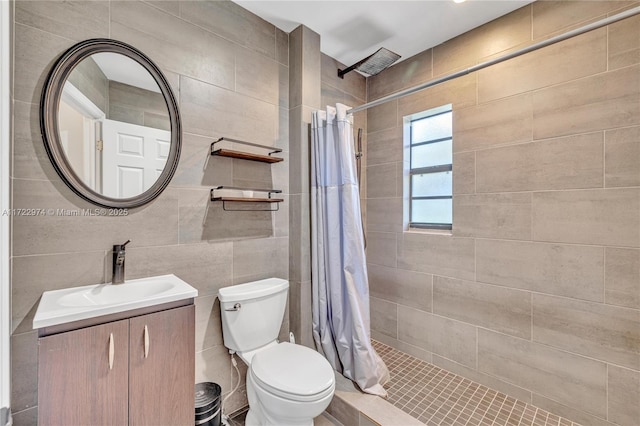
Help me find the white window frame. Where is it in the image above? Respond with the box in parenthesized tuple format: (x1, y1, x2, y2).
(405, 104, 453, 231)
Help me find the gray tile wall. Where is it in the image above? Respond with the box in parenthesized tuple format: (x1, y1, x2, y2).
(366, 3, 640, 425)
(11, 0, 289, 421)
(288, 25, 320, 349)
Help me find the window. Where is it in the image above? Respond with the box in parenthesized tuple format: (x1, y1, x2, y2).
(408, 106, 453, 230)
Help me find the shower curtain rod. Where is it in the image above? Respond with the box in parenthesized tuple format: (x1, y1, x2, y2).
(347, 5, 640, 115)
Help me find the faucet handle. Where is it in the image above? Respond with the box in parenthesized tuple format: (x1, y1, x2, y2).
(121, 239, 131, 248)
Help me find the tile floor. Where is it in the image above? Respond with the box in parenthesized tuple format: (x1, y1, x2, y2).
(227, 408, 340, 425)
(373, 340, 581, 426)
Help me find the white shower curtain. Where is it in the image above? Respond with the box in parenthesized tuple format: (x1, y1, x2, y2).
(311, 104, 389, 397)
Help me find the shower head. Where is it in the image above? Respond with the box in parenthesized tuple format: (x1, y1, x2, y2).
(338, 47, 401, 79)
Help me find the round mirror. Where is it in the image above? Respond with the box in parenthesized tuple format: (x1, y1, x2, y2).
(41, 39, 181, 209)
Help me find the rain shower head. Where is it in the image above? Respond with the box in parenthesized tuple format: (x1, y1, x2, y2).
(338, 47, 401, 79)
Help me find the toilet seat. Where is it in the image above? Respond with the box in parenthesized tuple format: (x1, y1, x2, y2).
(250, 342, 335, 403)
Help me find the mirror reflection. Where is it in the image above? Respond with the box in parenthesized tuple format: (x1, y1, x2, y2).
(58, 52, 171, 199)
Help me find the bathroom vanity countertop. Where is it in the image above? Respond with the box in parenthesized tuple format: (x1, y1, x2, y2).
(33, 274, 198, 329)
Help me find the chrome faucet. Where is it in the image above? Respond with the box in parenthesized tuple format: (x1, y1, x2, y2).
(112, 240, 131, 284)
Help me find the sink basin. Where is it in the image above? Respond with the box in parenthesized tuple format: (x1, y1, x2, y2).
(33, 274, 198, 329)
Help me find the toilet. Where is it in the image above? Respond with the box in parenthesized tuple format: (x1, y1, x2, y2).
(218, 278, 335, 426)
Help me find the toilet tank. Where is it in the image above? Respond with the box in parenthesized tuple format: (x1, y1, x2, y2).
(218, 278, 289, 353)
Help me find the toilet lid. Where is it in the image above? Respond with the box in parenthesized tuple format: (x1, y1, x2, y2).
(251, 342, 335, 398)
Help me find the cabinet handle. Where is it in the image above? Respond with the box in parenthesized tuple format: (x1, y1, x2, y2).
(108, 333, 114, 370)
(144, 325, 149, 358)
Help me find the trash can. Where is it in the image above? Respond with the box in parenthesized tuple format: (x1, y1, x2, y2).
(195, 382, 222, 426)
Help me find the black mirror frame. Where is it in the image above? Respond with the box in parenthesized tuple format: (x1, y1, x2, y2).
(40, 38, 181, 209)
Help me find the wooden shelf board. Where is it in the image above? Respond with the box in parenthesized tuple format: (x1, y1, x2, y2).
(212, 197, 284, 203)
(212, 149, 283, 163)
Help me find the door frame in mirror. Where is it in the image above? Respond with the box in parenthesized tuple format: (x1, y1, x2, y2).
(41, 38, 181, 209)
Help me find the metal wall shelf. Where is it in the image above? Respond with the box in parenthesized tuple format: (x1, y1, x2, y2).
(210, 186, 283, 212)
(210, 137, 283, 163)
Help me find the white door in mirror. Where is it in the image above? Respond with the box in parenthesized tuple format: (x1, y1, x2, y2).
(102, 119, 170, 198)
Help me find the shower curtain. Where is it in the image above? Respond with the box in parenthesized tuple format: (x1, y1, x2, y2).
(311, 104, 389, 397)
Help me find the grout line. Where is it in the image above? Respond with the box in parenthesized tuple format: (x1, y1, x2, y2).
(605, 363, 609, 421)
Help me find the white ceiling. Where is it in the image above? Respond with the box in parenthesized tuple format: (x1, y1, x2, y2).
(235, 0, 533, 70)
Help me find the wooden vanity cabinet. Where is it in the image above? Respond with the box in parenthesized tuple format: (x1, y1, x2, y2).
(38, 304, 195, 426)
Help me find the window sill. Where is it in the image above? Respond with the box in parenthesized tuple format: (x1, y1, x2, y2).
(405, 227, 452, 236)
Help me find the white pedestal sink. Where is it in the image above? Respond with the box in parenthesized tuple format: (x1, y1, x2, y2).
(33, 274, 198, 329)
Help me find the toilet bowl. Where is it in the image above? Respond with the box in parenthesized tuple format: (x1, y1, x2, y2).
(218, 278, 335, 426)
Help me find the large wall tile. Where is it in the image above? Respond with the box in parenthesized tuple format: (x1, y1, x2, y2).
(366, 127, 402, 167)
(531, 394, 613, 426)
(181, 76, 277, 143)
(433, 5, 531, 76)
(320, 83, 342, 108)
(533, 65, 640, 139)
(320, 53, 366, 102)
(366, 232, 397, 268)
(367, 101, 397, 134)
(479, 29, 606, 103)
(532, 294, 640, 371)
(452, 151, 475, 195)
(12, 179, 179, 256)
(233, 237, 288, 284)
(532, 188, 640, 247)
(397, 233, 475, 281)
(398, 308, 477, 367)
(111, 2, 235, 91)
(144, 1, 180, 16)
(372, 332, 433, 363)
(478, 329, 607, 417)
(366, 163, 398, 199)
(126, 242, 233, 298)
(433, 276, 531, 339)
(12, 101, 56, 181)
(288, 106, 313, 195)
(428, 314, 477, 369)
(171, 133, 233, 189)
(397, 306, 430, 351)
(13, 23, 72, 104)
(532, 1, 633, 39)
(15, 0, 109, 41)
(476, 239, 604, 302)
(454, 93, 532, 152)
(289, 193, 311, 283)
(11, 407, 37, 426)
(289, 25, 321, 110)
(235, 46, 281, 105)
(476, 133, 604, 192)
(370, 297, 398, 339)
(368, 49, 432, 101)
(432, 355, 532, 403)
(11, 331, 38, 413)
(276, 28, 288, 66)
(368, 264, 432, 312)
(608, 365, 640, 426)
(453, 193, 531, 240)
(366, 198, 403, 233)
(605, 126, 640, 188)
(195, 344, 232, 392)
(608, 13, 640, 70)
(605, 248, 640, 309)
(11, 251, 106, 334)
(179, 0, 275, 59)
(397, 74, 476, 122)
(195, 295, 223, 352)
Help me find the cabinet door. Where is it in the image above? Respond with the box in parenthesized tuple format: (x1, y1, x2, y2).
(38, 319, 129, 426)
(129, 305, 195, 426)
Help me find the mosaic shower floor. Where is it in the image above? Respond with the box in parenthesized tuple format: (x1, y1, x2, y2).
(373, 340, 581, 426)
